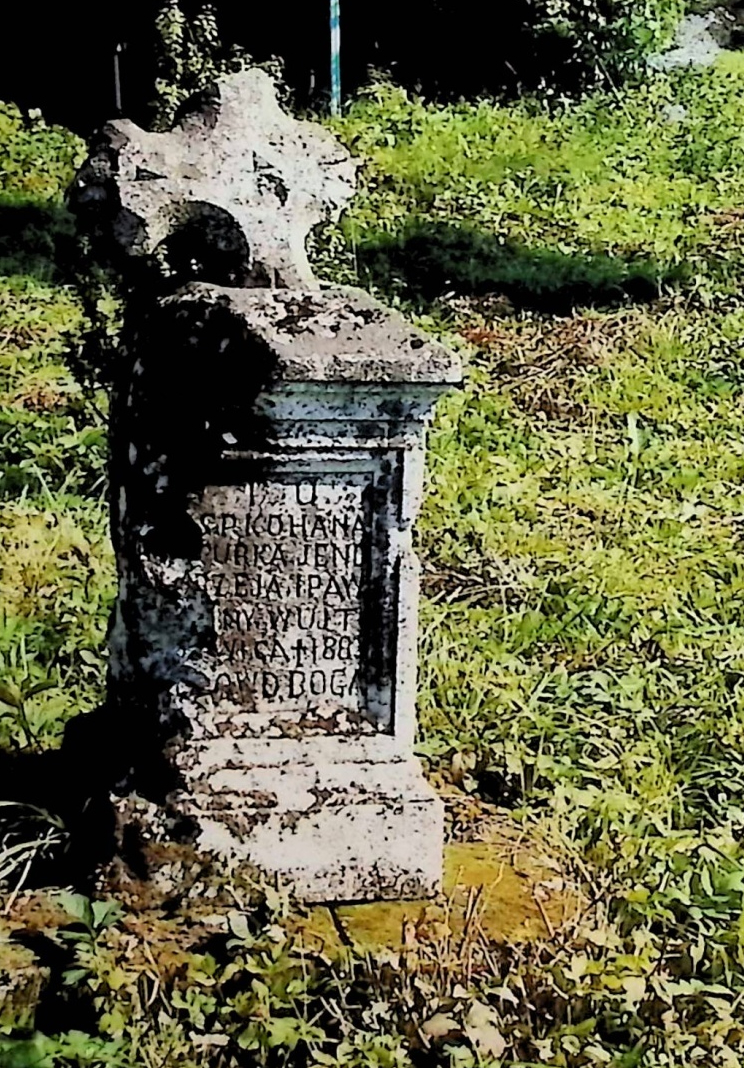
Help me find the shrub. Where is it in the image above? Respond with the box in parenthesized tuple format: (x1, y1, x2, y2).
(530, 0, 687, 90)
(360, 0, 686, 100)
(150, 1, 248, 129)
(146, 0, 686, 122)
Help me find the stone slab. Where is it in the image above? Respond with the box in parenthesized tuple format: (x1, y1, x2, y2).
(168, 284, 462, 384)
(184, 759, 444, 903)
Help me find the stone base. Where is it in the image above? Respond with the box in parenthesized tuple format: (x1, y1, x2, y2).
(185, 758, 444, 903)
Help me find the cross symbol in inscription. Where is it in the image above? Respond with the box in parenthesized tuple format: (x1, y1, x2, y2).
(290, 635, 313, 668)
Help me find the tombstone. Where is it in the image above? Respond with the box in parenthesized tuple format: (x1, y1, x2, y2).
(70, 69, 461, 902)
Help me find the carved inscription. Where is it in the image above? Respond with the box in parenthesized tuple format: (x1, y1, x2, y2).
(196, 476, 372, 716)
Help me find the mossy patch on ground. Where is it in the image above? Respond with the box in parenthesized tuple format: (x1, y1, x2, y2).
(320, 836, 575, 953)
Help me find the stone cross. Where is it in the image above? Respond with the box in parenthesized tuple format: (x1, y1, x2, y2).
(71, 70, 461, 902)
(70, 70, 357, 288)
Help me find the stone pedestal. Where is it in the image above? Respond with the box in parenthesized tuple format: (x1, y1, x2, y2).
(109, 286, 460, 901)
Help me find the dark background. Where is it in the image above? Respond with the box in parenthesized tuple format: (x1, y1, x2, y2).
(0, 1, 563, 133)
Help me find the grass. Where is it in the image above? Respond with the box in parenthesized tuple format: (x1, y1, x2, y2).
(323, 56, 744, 1065)
(3, 54, 744, 1067)
(0, 110, 113, 753)
(317, 62, 744, 844)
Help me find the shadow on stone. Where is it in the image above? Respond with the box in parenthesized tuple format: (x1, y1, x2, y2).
(99, 294, 280, 871)
(0, 293, 280, 892)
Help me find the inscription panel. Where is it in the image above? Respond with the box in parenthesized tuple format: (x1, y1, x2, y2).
(195, 473, 376, 722)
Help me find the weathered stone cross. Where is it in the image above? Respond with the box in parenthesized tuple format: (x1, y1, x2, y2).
(71, 69, 460, 902)
(72, 70, 356, 288)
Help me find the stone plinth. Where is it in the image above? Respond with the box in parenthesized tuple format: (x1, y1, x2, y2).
(108, 285, 461, 902)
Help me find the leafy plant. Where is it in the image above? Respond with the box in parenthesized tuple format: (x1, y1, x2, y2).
(150, 1, 252, 129)
(0, 1031, 124, 1068)
(0, 674, 52, 751)
(530, 0, 686, 91)
(55, 893, 124, 944)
